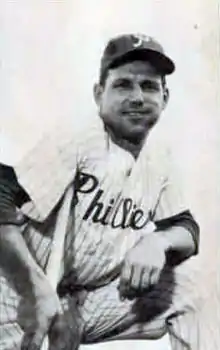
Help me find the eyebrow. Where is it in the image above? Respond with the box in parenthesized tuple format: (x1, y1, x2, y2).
(113, 77, 131, 83)
(141, 79, 161, 86)
(112, 76, 161, 85)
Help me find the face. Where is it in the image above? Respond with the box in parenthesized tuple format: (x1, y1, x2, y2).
(94, 60, 169, 145)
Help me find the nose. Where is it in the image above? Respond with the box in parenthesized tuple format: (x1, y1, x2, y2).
(130, 86, 144, 108)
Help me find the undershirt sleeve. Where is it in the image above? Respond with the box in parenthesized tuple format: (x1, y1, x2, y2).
(0, 163, 29, 226)
(155, 210, 200, 256)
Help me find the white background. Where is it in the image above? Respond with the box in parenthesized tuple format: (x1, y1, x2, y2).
(0, 1, 219, 349)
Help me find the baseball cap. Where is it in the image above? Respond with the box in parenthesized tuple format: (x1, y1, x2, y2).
(100, 33, 175, 82)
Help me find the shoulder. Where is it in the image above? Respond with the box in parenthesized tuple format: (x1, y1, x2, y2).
(11, 118, 104, 217)
(0, 132, 25, 167)
(59, 117, 105, 150)
(50, 117, 106, 166)
(45, 117, 105, 153)
(0, 163, 29, 206)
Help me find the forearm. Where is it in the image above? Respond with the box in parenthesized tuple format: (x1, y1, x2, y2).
(0, 224, 48, 298)
(154, 225, 196, 265)
(154, 210, 199, 265)
(0, 164, 48, 297)
(0, 164, 69, 346)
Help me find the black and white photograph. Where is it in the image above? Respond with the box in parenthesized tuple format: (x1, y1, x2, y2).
(0, 1, 219, 349)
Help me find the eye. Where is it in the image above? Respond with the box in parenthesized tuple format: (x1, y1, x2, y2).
(141, 80, 160, 92)
(113, 79, 132, 89)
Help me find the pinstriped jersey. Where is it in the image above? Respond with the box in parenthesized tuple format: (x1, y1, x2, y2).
(13, 118, 188, 286)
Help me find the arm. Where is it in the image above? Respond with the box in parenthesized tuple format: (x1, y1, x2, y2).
(154, 210, 199, 265)
(118, 214, 199, 300)
(148, 144, 200, 265)
(0, 164, 63, 348)
(0, 164, 52, 294)
(119, 147, 200, 299)
(0, 225, 55, 298)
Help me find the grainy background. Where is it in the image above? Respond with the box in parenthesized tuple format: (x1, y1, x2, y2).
(0, 1, 219, 349)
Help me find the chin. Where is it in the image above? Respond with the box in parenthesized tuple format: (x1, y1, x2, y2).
(123, 130, 146, 146)
(127, 123, 150, 136)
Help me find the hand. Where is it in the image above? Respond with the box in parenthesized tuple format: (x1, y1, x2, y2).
(48, 296, 80, 350)
(19, 280, 63, 350)
(118, 234, 169, 300)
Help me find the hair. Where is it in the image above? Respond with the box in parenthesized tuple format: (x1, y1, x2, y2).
(99, 69, 109, 87)
(162, 75, 167, 89)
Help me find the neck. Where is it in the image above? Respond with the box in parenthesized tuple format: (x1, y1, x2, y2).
(104, 123, 146, 159)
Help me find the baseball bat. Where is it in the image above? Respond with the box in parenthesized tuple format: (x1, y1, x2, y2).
(41, 185, 73, 350)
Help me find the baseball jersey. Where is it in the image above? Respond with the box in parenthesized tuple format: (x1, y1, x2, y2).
(1, 117, 199, 287)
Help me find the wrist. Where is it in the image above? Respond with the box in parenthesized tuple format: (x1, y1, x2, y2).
(152, 231, 172, 252)
(154, 226, 195, 265)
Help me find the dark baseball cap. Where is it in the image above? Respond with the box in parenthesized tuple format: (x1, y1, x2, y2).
(100, 33, 175, 82)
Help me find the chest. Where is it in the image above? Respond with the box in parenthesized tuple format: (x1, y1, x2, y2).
(73, 149, 153, 231)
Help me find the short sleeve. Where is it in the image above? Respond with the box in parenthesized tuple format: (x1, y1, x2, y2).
(151, 150, 189, 221)
(147, 145, 200, 255)
(14, 119, 105, 221)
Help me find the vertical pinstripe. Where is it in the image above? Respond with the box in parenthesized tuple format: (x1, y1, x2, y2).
(0, 121, 201, 349)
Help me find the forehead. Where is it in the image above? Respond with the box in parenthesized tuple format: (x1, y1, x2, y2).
(108, 60, 161, 81)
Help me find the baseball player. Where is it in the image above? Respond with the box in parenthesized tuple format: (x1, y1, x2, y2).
(0, 34, 200, 350)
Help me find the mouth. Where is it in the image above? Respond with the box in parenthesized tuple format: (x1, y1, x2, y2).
(122, 108, 154, 117)
(122, 109, 153, 123)
(120, 109, 158, 131)
(126, 112, 145, 118)
(123, 109, 151, 114)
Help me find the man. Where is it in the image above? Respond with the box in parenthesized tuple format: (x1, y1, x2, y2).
(0, 33, 200, 349)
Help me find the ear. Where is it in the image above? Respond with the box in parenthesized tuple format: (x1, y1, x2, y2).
(162, 87, 169, 110)
(93, 83, 104, 106)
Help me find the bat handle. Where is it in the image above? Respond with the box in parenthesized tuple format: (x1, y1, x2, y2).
(40, 186, 74, 350)
(41, 336, 49, 350)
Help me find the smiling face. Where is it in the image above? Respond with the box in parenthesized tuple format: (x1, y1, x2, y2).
(94, 60, 169, 153)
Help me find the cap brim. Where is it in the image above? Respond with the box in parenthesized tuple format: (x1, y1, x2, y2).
(110, 48, 175, 75)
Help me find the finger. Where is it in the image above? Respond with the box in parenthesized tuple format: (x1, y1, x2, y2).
(130, 265, 143, 290)
(138, 267, 161, 291)
(120, 261, 132, 286)
(119, 265, 139, 301)
(121, 288, 137, 300)
(149, 268, 161, 286)
(140, 268, 152, 290)
(126, 267, 152, 299)
(118, 262, 132, 299)
(118, 283, 128, 301)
